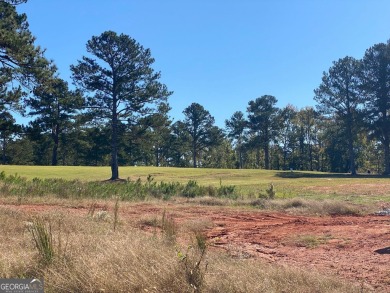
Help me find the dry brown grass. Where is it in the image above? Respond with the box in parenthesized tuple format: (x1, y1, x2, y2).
(0, 205, 360, 293)
(206, 254, 359, 293)
(244, 197, 367, 216)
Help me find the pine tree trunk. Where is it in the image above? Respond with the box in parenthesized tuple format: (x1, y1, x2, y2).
(111, 98, 119, 180)
(264, 143, 270, 170)
(383, 135, 390, 175)
(155, 146, 160, 167)
(256, 148, 260, 168)
(238, 137, 243, 169)
(192, 141, 197, 168)
(51, 125, 59, 166)
(239, 147, 243, 169)
(1, 136, 6, 164)
(51, 142, 58, 166)
(347, 123, 356, 175)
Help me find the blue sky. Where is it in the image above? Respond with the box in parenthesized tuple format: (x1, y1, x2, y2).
(18, 0, 390, 127)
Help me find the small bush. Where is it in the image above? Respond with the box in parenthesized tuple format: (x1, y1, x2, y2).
(283, 198, 307, 209)
(249, 198, 267, 208)
(266, 183, 276, 199)
(194, 196, 227, 206)
(258, 183, 276, 199)
(217, 185, 237, 199)
(182, 180, 203, 198)
(320, 201, 361, 216)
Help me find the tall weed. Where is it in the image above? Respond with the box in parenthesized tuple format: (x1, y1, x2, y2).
(161, 210, 177, 243)
(178, 232, 208, 293)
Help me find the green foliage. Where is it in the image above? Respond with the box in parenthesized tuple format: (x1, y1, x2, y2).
(247, 95, 280, 169)
(0, 0, 53, 89)
(314, 56, 363, 175)
(0, 171, 238, 201)
(291, 234, 333, 249)
(217, 184, 237, 199)
(181, 179, 237, 199)
(71, 30, 171, 179)
(179, 102, 224, 168)
(26, 78, 84, 166)
(361, 40, 390, 174)
(225, 111, 247, 169)
(258, 183, 276, 199)
(182, 180, 202, 198)
(266, 183, 275, 199)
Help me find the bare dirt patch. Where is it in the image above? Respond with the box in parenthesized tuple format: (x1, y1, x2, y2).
(3, 202, 390, 292)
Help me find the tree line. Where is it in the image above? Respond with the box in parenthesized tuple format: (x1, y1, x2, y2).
(1, 0, 390, 177)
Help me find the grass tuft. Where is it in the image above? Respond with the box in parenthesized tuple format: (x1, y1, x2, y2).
(28, 217, 54, 264)
(161, 210, 177, 243)
(113, 197, 120, 231)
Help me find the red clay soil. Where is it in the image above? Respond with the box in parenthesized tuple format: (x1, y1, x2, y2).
(3, 202, 390, 292)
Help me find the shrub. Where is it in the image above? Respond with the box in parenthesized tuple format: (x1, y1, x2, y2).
(217, 185, 237, 199)
(266, 183, 275, 199)
(258, 183, 276, 199)
(283, 198, 307, 209)
(182, 180, 203, 198)
(320, 201, 361, 216)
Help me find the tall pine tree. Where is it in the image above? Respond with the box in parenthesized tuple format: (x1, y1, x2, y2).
(71, 31, 171, 179)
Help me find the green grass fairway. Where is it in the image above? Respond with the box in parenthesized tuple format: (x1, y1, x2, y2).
(1, 165, 389, 200)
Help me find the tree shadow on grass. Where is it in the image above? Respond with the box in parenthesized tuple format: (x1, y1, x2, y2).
(374, 247, 390, 255)
(102, 178, 127, 183)
(275, 171, 390, 179)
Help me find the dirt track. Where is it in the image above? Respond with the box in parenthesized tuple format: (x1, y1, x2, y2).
(3, 202, 390, 292)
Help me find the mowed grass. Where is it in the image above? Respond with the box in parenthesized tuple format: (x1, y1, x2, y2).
(1, 165, 390, 202)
